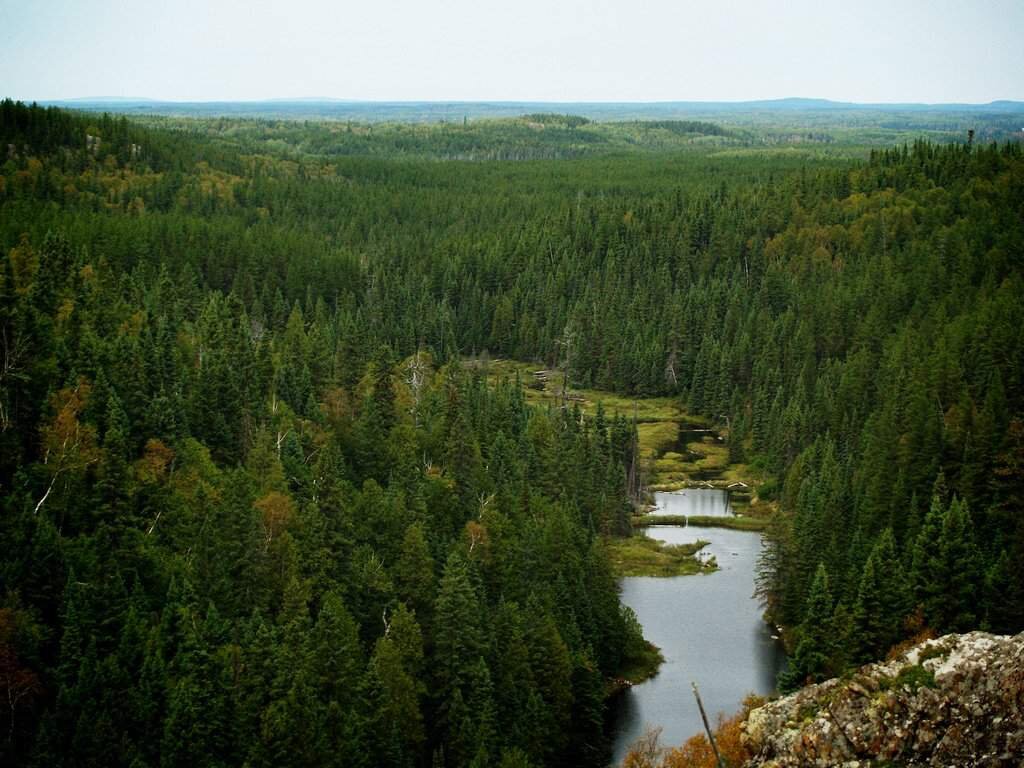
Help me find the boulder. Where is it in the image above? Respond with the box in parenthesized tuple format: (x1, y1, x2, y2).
(742, 631, 1024, 766)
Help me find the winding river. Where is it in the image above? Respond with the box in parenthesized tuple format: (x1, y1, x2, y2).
(609, 489, 785, 764)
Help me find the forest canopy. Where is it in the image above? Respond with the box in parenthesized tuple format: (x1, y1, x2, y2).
(1, 99, 1022, 766)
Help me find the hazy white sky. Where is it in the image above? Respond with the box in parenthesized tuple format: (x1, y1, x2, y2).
(2, 0, 1022, 103)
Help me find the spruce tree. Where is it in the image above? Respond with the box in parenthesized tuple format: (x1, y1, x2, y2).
(779, 563, 834, 692)
(936, 498, 983, 632)
(852, 529, 910, 663)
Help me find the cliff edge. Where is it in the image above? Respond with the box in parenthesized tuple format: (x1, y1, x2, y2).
(742, 631, 1024, 767)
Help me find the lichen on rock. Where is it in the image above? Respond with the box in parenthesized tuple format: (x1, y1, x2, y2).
(741, 631, 1024, 767)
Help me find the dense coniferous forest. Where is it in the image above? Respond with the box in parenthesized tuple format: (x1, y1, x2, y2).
(1, 99, 1023, 765)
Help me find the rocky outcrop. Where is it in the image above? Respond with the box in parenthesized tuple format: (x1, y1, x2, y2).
(742, 631, 1024, 767)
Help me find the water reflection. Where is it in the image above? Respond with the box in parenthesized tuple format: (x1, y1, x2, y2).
(652, 488, 733, 518)
(609, 491, 785, 765)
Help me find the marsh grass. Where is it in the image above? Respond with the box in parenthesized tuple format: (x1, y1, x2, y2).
(476, 358, 694, 424)
(605, 535, 715, 577)
(473, 357, 774, 506)
(632, 514, 689, 526)
(686, 515, 769, 532)
(632, 513, 769, 532)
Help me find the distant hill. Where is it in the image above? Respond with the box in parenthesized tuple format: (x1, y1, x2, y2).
(709, 97, 1024, 112)
(36, 97, 1024, 123)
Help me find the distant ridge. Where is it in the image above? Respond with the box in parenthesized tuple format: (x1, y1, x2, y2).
(42, 96, 1024, 110)
(31, 96, 1024, 124)
(57, 96, 155, 103)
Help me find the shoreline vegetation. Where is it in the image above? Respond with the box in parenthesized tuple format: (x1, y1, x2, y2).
(605, 536, 716, 577)
(470, 356, 777, 549)
(607, 639, 666, 695)
(469, 358, 778, 693)
(633, 513, 770, 532)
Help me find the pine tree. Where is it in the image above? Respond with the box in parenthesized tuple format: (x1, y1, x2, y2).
(394, 522, 436, 628)
(910, 491, 946, 627)
(935, 498, 983, 632)
(779, 563, 834, 692)
(432, 553, 485, 740)
(852, 529, 910, 662)
(363, 604, 425, 768)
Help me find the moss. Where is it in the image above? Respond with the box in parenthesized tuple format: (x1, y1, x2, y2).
(574, 390, 687, 423)
(797, 702, 820, 723)
(679, 439, 730, 474)
(478, 359, 690, 423)
(917, 642, 951, 663)
(653, 453, 689, 473)
(879, 664, 937, 693)
(896, 664, 937, 691)
(648, 480, 689, 492)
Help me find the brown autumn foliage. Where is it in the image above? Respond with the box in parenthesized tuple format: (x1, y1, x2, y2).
(135, 438, 175, 484)
(322, 386, 353, 434)
(40, 381, 98, 466)
(35, 380, 99, 514)
(993, 418, 1024, 499)
(464, 519, 490, 561)
(621, 726, 664, 768)
(0, 608, 42, 738)
(664, 711, 742, 768)
(254, 490, 295, 548)
(623, 694, 766, 768)
(7, 233, 37, 294)
(886, 608, 936, 661)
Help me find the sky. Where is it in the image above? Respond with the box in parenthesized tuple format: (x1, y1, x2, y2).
(2, 0, 1022, 104)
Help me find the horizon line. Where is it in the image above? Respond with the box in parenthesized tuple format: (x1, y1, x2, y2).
(26, 95, 1024, 108)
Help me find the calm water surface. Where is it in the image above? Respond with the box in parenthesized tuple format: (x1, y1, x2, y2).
(609, 490, 785, 764)
(653, 487, 736, 518)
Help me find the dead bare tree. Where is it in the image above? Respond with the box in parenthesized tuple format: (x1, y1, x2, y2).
(692, 682, 726, 768)
(0, 324, 30, 432)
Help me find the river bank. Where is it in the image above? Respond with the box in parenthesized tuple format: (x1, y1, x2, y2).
(467, 357, 775, 507)
(609, 490, 786, 763)
(467, 357, 785, 756)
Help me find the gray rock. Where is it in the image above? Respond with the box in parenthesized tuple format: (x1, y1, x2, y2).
(741, 631, 1024, 767)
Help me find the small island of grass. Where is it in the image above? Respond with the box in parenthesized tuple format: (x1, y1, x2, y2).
(605, 535, 716, 577)
(685, 514, 769, 532)
(631, 513, 769, 532)
(631, 513, 689, 526)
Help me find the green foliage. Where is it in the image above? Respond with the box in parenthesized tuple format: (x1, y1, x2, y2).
(879, 663, 937, 693)
(911, 495, 984, 634)
(0, 98, 1022, 765)
(852, 530, 911, 663)
(780, 564, 836, 692)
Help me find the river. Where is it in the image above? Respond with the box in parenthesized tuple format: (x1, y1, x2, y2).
(609, 489, 785, 764)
